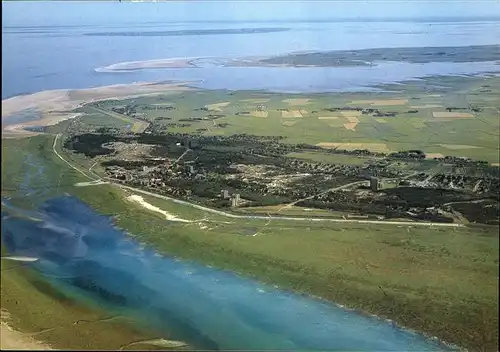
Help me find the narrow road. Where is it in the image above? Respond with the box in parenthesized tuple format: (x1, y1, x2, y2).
(52, 134, 465, 228)
(88, 106, 149, 133)
(53, 134, 99, 181)
(280, 180, 367, 210)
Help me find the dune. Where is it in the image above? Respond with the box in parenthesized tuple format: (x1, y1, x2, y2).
(126, 194, 192, 222)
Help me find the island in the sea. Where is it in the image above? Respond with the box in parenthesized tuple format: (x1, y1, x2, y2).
(2, 72, 499, 351)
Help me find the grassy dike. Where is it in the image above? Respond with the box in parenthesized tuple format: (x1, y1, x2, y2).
(2, 134, 499, 351)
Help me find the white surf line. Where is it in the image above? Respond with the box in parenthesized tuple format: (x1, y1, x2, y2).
(52, 135, 465, 228)
(126, 194, 192, 223)
(52, 134, 99, 181)
(1, 256, 39, 262)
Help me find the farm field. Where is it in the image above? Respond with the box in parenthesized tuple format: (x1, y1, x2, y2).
(90, 74, 500, 163)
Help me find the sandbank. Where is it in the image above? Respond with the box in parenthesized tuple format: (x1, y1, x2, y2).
(2, 81, 193, 138)
(96, 58, 198, 72)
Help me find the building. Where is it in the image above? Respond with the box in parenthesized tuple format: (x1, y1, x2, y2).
(221, 189, 230, 200)
(370, 176, 379, 192)
(185, 165, 195, 175)
(230, 193, 241, 207)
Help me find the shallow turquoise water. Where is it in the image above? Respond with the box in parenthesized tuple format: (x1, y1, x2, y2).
(1, 195, 455, 350)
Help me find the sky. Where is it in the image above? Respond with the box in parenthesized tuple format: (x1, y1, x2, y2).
(3, 0, 500, 27)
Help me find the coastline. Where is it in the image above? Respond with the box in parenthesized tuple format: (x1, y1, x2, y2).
(1, 321, 54, 351)
(95, 57, 201, 72)
(1, 309, 53, 351)
(1, 81, 194, 138)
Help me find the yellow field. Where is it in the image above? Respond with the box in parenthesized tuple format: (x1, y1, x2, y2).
(205, 102, 230, 111)
(240, 99, 270, 103)
(438, 144, 483, 150)
(432, 112, 474, 118)
(425, 153, 445, 159)
(343, 122, 358, 131)
(249, 110, 268, 118)
(345, 116, 359, 123)
(281, 120, 298, 127)
(350, 99, 408, 106)
(316, 142, 391, 153)
(281, 110, 303, 118)
(410, 104, 443, 109)
(318, 116, 340, 120)
(340, 111, 362, 117)
(282, 98, 311, 105)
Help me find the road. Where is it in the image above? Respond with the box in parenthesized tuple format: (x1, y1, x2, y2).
(279, 180, 367, 210)
(88, 106, 149, 133)
(52, 134, 465, 228)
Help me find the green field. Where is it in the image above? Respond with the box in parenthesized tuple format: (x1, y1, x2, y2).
(89, 75, 500, 163)
(1, 134, 499, 350)
(286, 151, 371, 165)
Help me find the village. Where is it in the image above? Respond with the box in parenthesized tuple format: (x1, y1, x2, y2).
(63, 127, 499, 225)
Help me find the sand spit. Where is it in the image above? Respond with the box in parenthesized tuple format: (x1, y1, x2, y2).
(2, 81, 193, 137)
(1, 256, 39, 262)
(96, 57, 199, 72)
(1, 310, 54, 350)
(1, 323, 54, 350)
(126, 194, 192, 222)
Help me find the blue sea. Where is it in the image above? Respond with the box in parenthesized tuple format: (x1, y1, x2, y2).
(2, 1, 500, 98)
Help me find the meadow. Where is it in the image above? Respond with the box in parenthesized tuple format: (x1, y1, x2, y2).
(1, 134, 498, 350)
(96, 74, 500, 163)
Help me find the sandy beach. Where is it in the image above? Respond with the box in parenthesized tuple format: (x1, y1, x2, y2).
(1, 310, 53, 350)
(1, 81, 194, 138)
(126, 194, 192, 222)
(96, 57, 199, 72)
